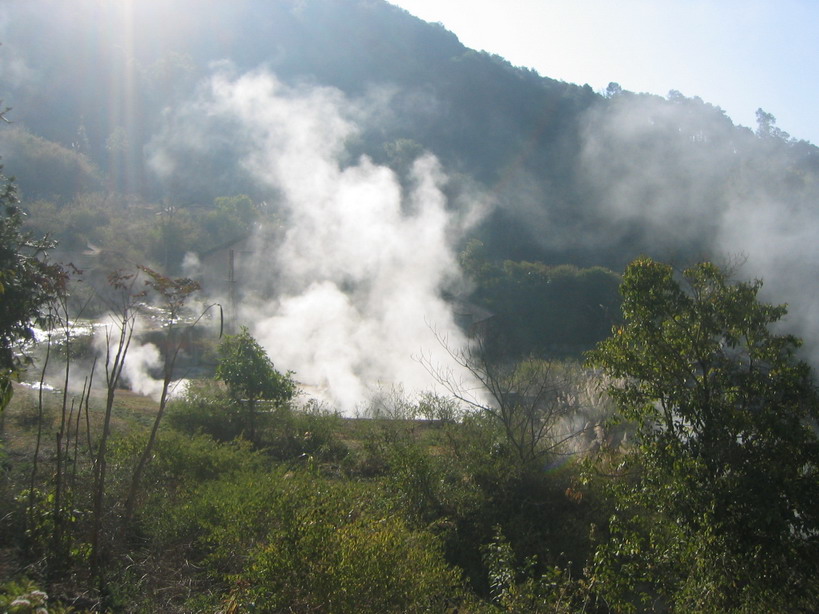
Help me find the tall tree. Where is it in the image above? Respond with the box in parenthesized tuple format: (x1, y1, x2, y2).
(587, 257, 819, 611)
(90, 269, 143, 590)
(124, 266, 215, 524)
(0, 167, 66, 411)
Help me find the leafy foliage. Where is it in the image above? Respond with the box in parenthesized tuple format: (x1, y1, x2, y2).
(481, 526, 582, 613)
(203, 194, 257, 245)
(216, 326, 296, 407)
(214, 326, 296, 445)
(112, 429, 264, 498)
(155, 468, 464, 613)
(167, 379, 347, 461)
(0, 125, 102, 199)
(587, 257, 819, 611)
(460, 243, 622, 359)
(166, 378, 245, 441)
(0, 172, 66, 410)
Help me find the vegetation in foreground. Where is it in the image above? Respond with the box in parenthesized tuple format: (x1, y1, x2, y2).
(1, 101, 818, 609)
(2, 4, 819, 608)
(2, 204, 818, 611)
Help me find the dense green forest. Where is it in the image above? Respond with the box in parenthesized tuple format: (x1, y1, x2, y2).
(2, 0, 819, 611)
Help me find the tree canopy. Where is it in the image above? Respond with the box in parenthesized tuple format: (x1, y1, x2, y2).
(587, 257, 819, 611)
(216, 326, 295, 406)
(215, 327, 296, 444)
(0, 170, 65, 410)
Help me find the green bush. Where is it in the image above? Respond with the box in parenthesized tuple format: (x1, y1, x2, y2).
(263, 404, 349, 462)
(166, 379, 245, 442)
(155, 469, 464, 612)
(481, 527, 582, 614)
(149, 430, 264, 487)
(373, 411, 605, 600)
(242, 506, 462, 613)
(168, 379, 348, 462)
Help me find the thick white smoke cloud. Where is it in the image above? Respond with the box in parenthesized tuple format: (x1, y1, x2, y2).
(150, 68, 485, 412)
(719, 191, 819, 364)
(579, 94, 734, 253)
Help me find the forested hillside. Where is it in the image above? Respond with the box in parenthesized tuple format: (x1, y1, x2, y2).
(1, 2, 819, 610)
(3, 0, 817, 268)
(4, 0, 819, 367)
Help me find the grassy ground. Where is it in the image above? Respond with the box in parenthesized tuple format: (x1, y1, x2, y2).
(3, 381, 159, 441)
(1, 380, 450, 472)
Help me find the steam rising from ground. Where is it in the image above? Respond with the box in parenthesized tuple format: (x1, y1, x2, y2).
(91, 316, 163, 400)
(579, 93, 819, 362)
(151, 69, 484, 411)
(144, 73, 819, 408)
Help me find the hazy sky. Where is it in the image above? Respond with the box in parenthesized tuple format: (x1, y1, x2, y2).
(388, 0, 819, 145)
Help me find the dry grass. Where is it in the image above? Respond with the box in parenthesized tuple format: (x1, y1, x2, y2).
(1, 382, 159, 457)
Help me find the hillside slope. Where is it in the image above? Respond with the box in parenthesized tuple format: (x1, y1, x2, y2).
(1, 0, 818, 273)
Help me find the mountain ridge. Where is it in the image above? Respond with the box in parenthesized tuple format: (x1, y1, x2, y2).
(1, 0, 817, 271)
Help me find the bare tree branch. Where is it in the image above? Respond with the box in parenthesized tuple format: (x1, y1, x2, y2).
(420, 327, 592, 467)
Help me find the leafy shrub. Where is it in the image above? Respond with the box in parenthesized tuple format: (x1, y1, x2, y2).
(0, 579, 75, 613)
(109, 429, 266, 515)
(263, 404, 349, 462)
(166, 379, 244, 442)
(149, 430, 263, 487)
(482, 527, 582, 614)
(242, 506, 462, 613)
(168, 379, 347, 462)
(156, 469, 464, 612)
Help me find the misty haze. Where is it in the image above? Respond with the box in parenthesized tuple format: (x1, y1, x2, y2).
(2, 1, 818, 611)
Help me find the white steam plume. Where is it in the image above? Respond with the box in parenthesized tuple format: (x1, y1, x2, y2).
(121, 338, 163, 400)
(151, 68, 486, 412)
(92, 317, 164, 401)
